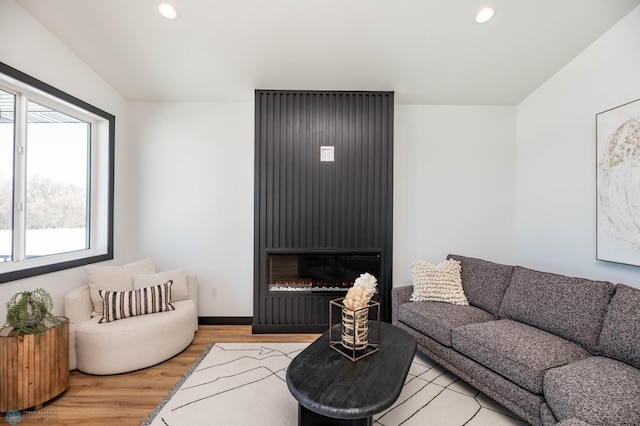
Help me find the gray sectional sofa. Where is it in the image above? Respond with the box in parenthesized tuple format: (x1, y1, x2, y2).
(392, 254, 640, 426)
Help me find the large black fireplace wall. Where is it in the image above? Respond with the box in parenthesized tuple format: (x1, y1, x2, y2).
(253, 90, 394, 333)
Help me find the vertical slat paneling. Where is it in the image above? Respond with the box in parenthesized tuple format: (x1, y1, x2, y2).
(291, 94, 301, 249)
(254, 92, 265, 325)
(254, 91, 394, 330)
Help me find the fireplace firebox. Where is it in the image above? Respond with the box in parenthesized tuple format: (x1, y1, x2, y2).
(255, 249, 384, 333)
(268, 253, 380, 293)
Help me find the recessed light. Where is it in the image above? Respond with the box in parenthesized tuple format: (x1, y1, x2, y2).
(158, 3, 179, 20)
(475, 7, 494, 24)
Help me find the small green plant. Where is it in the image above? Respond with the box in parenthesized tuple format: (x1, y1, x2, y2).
(4, 288, 64, 336)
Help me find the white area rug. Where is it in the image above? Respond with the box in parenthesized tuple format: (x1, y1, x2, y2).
(142, 343, 526, 426)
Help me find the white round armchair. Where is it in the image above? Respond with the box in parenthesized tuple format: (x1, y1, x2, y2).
(64, 259, 198, 375)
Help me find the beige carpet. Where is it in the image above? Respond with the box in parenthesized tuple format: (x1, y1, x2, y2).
(142, 343, 526, 426)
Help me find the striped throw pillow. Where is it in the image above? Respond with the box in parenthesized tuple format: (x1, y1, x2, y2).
(99, 281, 175, 323)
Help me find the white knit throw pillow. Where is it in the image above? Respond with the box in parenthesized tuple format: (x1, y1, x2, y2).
(410, 259, 468, 305)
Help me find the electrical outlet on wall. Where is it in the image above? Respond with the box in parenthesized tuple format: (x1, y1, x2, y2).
(210, 286, 218, 297)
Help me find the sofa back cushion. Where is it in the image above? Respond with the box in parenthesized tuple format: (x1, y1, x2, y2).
(86, 258, 157, 316)
(134, 269, 189, 302)
(446, 254, 514, 317)
(598, 284, 640, 368)
(499, 266, 615, 352)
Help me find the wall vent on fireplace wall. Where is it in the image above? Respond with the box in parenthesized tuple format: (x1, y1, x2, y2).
(253, 90, 394, 333)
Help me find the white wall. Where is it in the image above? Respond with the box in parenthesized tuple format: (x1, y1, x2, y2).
(128, 102, 517, 317)
(0, 0, 131, 322)
(393, 105, 517, 287)
(128, 102, 255, 316)
(516, 6, 640, 286)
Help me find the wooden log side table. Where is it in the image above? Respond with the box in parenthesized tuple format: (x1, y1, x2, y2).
(0, 320, 70, 412)
(286, 321, 416, 426)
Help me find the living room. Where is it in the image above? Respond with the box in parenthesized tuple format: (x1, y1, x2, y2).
(1, 0, 640, 424)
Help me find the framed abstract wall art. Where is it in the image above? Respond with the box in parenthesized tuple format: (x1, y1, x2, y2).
(596, 98, 640, 266)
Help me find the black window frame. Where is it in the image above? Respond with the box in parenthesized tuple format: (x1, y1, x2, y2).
(0, 61, 114, 283)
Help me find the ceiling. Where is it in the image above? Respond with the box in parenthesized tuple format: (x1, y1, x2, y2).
(15, 0, 640, 105)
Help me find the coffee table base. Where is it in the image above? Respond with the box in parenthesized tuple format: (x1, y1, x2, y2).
(299, 404, 372, 426)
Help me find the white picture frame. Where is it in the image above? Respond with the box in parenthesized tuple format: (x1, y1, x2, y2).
(596, 98, 640, 266)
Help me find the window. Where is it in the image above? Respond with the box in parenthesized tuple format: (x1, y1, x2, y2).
(0, 62, 114, 283)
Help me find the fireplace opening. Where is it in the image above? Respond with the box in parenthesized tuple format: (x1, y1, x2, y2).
(268, 253, 381, 293)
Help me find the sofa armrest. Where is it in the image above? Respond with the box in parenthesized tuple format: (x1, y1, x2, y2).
(65, 284, 93, 371)
(65, 285, 93, 326)
(187, 274, 198, 331)
(392, 285, 414, 326)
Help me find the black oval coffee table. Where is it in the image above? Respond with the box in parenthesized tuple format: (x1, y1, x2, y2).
(286, 321, 417, 426)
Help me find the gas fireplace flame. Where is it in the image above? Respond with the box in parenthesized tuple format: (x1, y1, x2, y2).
(270, 280, 355, 292)
(273, 281, 353, 288)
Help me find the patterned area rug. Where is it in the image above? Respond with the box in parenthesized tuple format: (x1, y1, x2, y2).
(142, 343, 526, 426)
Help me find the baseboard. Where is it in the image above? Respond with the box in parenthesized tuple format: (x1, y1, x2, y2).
(198, 317, 328, 333)
(251, 324, 329, 334)
(198, 316, 253, 325)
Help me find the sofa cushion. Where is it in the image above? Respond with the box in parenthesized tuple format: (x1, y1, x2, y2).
(134, 268, 189, 302)
(447, 254, 514, 317)
(544, 357, 640, 426)
(99, 282, 175, 323)
(540, 403, 559, 426)
(86, 258, 156, 316)
(556, 419, 593, 426)
(498, 267, 615, 352)
(452, 319, 591, 394)
(598, 284, 640, 369)
(410, 259, 468, 305)
(397, 301, 494, 347)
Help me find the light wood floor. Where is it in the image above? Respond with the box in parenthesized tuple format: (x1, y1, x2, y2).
(17, 326, 319, 426)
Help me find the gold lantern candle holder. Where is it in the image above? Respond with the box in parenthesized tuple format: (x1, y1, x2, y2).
(329, 297, 380, 362)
